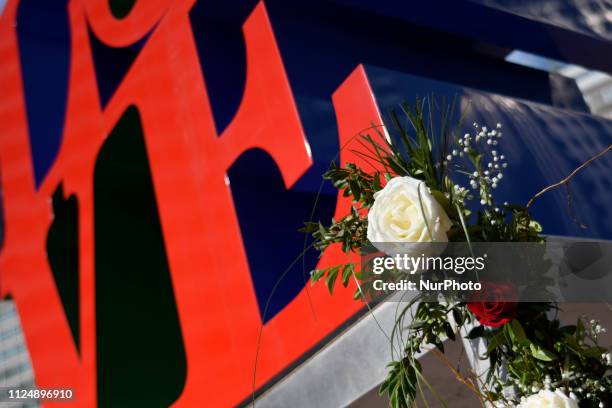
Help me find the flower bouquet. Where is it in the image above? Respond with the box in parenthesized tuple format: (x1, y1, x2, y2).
(302, 99, 612, 407)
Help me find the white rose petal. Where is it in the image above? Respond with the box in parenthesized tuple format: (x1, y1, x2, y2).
(367, 176, 451, 256)
(517, 390, 579, 408)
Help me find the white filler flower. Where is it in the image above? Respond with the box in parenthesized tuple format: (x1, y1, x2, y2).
(517, 390, 578, 408)
(367, 176, 451, 254)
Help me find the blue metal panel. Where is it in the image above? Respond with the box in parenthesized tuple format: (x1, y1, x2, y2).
(365, 65, 612, 239)
(333, 0, 612, 73)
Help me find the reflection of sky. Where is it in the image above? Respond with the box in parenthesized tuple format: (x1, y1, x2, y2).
(505, 50, 566, 72)
(0, 0, 6, 18)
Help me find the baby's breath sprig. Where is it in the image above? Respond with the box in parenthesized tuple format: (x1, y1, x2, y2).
(443, 121, 514, 238)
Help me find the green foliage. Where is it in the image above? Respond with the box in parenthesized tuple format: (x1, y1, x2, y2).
(300, 97, 610, 407)
(379, 357, 422, 407)
(378, 300, 471, 406)
(301, 213, 364, 254)
(308, 263, 356, 294)
(324, 161, 383, 208)
(467, 307, 612, 406)
(364, 97, 457, 192)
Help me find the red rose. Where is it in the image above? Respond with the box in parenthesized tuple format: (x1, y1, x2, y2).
(467, 282, 518, 328)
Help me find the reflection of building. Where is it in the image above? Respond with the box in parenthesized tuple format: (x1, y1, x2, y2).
(0, 302, 37, 407)
(560, 65, 612, 118)
(507, 50, 612, 118)
(0, 1, 611, 407)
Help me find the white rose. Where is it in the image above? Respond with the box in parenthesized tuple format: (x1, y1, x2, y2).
(517, 390, 578, 408)
(367, 176, 451, 255)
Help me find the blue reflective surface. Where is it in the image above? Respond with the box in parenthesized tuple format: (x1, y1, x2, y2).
(366, 65, 612, 239)
(16, 0, 70, 188)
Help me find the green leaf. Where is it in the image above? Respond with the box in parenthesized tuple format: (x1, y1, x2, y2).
(341, 263, 354, 286)
(576, 318, 585, 341)
(318, 222, 327, 238)
(452, 308, 463, 326)
(530, 343, 557, 361)
(372, 175, 382, 192)
(299, 222, 318, 233)
(326, 266, 340, 294)
(466, 325, 485, 339)
(430, 189, 453, 215)
(406, 321, 426, 330)
(443, 322, 456, 341)
(310, 268, 327, 284)
(348, 179, 361, 201)
(509, 319, 527, 345)
(486, 331, 507, 354)
(583, 346, 606, 358)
